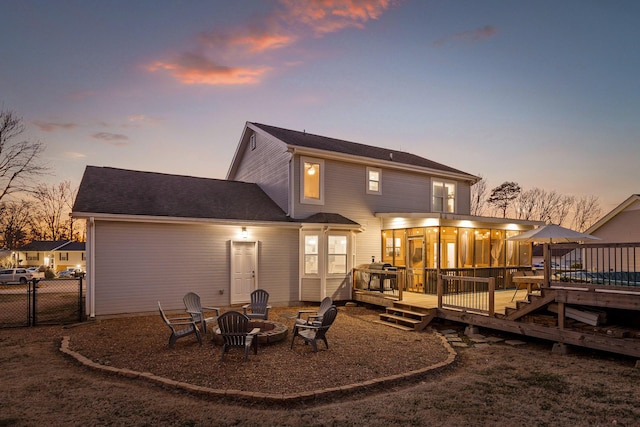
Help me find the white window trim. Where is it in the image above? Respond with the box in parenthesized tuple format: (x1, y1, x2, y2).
(327, 232, 350, 276)
(300, 156, 324, 205)
(432, 179, 457, 213)
(366, 167, 382, 195)
(301, 231, 321, 277)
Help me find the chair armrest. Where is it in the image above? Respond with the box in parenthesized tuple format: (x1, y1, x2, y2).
(168, 316, 194, 321)
(296, 309, 316, 319)
(186, 310, 200, 316)
(295, 323, 320, 331)
(203, 306, 220, 316)
(247, 327, 260, 336)
(168, 320, 198, 326)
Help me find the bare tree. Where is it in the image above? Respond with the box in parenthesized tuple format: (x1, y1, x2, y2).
(513, 188, 542, 220)
(470, 174, 488, 216)
(488, 181, 522, 218)
(0, 108, 48, 200)
(572, 195, 602, 232)
(0, 200, 34, 249)
(30, 181, 74, 241)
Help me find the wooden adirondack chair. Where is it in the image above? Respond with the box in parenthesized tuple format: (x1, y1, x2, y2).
(242, 289, 270, 320)
(158, 301, 202, 348)
(183, 292, 220, 334)
(217, 311, 260, 361)
(290, 305, 338, 352)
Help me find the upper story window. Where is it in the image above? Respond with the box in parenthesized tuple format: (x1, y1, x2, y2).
(301, 157, 324, 205)
(366, 167, 382, 195)
(433, 180, 456, 213)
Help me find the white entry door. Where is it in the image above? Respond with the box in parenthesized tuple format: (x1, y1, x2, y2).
(230, 241, 258, 304)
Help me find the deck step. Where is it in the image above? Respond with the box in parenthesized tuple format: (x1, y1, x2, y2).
(380, 313, 422, 325)
(373, 319, 413, 331)
(377, 304, 435, 331)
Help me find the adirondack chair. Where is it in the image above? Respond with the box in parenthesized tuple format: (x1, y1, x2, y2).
(242, 289, 271, 320)
(290, 305, 338, 352)
(217, 311, 260, 361)
(158, 301, 202, 348)
(295, 296, 333, 326)
(183, 292, 220, 334)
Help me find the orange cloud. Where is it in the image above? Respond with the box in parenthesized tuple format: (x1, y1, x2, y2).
(433, 25, 498, 46)
(148, 52, 269, 86)
(150, 0, 395, 86)
(279, 0, 394, 35)
(33, 121, 77, 132)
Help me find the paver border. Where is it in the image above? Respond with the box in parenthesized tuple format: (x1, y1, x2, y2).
(59, 331, 457, 405)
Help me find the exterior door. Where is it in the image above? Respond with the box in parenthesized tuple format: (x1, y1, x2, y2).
(407, 237, 425, 292)
(230, 241, 258, 304)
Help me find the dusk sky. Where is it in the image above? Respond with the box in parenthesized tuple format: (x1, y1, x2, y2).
(1, 1, 638, 212)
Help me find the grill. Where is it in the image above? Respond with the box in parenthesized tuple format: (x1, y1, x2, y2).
(357, 262, 398, 292)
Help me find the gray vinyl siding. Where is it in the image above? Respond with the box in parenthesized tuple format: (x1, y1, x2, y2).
(300, 277, 321, 301)
(233, 130, 290, 213)
(326, 276, 351, 301)
(90, 221, 298, 317)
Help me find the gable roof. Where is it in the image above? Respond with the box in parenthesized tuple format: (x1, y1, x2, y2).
(247, 122, 478, 181)
(301, 213, 360, 225)
(19, 240, 73, 252)
(72, 166, 293, 223)
(586, 194, 640, 234)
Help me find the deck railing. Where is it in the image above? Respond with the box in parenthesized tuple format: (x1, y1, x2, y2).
(437, 275, 495, 316)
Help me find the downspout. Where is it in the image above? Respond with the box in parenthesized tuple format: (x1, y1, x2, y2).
(287, 147, 295, 218)
(89, 217, 96, 318)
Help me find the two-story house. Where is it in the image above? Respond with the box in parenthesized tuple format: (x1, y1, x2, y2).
(17, 240, 86, 273)
(72, 122, 538, 318)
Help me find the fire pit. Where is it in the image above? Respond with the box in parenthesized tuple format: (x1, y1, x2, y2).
(212, 320, 288, 346)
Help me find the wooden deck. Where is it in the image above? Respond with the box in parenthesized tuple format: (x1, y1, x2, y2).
(354, 285, 640, 359)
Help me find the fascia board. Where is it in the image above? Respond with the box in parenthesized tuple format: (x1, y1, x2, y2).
(71, 212, 302, 228)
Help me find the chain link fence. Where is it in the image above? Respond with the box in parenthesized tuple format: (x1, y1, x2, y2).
(0, 278, 85, 328)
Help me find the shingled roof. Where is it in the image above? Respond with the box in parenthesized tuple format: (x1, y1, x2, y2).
(73, 167, 292, 222)
(250, 122, 476, 178)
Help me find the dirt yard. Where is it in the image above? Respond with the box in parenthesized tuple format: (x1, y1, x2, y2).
(1, 304, 639, 426)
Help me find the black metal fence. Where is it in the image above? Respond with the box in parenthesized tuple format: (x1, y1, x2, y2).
(0, 278, 85, 328)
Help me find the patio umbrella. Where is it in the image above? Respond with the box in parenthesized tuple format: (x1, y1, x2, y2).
(506, 224, 601, 243)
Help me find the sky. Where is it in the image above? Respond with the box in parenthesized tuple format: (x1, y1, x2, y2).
(1, 0, 638, 213)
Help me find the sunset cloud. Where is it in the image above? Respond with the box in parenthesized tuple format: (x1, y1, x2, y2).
(148, 52, 269, 85)
(33, 121, 77, 132)
(149, 0, 395, 86)
(279, 0, 394, 35)
(92, 132, 130, 146)
(65, 151, 87, 159)
(433, 25, 498, 47)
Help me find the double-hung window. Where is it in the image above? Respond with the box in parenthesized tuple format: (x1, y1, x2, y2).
(301, 157, 324, 205)
(327, 235, 347, 274)
(433, 180, 456, 213)
(366, 167, 382, 195)
(304, 235, 319, 275)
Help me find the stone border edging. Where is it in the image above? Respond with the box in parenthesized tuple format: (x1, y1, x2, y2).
(59, 331, 457, 404)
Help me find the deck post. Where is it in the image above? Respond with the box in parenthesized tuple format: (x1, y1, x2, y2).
(488, 277, 495, 316)
(557, 301, 565, 329)
(437, 274, 443, 308)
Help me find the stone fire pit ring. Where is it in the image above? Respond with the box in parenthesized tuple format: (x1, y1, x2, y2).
(212, 319, 288, 346)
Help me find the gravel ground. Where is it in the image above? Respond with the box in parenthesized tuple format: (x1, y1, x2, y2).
(2, 303, 640, 426)
(68, 305, 452, 395)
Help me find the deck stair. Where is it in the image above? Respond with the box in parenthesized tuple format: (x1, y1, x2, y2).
(376, 302, 435, 331)
(503, 289, 556, 321)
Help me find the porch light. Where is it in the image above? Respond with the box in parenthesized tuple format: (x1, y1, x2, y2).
(241, 227, 248, 239)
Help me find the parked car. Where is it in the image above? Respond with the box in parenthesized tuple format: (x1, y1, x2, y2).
(26, 267, 45, 280)
(0, 268, 37, 285)
(57, 268, 85, 278)
(533, 261, 560, 269)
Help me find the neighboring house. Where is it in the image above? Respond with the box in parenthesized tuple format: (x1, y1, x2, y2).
(583, 194, 640, 271)
(72, 122, 539, 318)
(16, 240, 86, 273)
